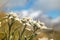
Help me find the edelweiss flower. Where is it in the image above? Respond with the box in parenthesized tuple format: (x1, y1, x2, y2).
(21, 17, 33, 23)
(36, 23, 41, 28)
(10, 35, 13, 40)
(19, 19, 23, 23)
(26, 17, 32, 21)
(9, 16, 13, 19)
(15, 18, 20, 21)
(41, 26, 48, 29)
(33, 21, 37, 24)
(21, 18, 27, 23)
(38, 37, 48, 40)
(26, 23, 31, 27)
(25, 28, 32, 31)
(9, 12, 18, 17)
(31, 21, 42, 29)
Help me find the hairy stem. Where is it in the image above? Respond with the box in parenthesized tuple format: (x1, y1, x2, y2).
(19, 24, 26, 40)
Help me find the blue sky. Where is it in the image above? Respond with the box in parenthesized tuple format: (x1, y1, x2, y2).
(11, 0, 34, 11)
(0, 0, 60, 31)
(46, 9, 60, 18)
(10, 0, 60, 18)
(3, 0, 60, 18)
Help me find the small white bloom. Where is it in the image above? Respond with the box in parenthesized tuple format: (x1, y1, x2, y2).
(41, 26, 48, 29)
(25, 28, 31, 31)
(22, 18, 27, 22)
(9, 12, 18, 17)
(0, 22, 1, 27)
(9, 16, 13, 19)
(5, 19, 8, 22)
(24, 36, 26, 37)
(0, 22, 1, 25)
(50, 39, 54, 40)
(26, 23, 31, 26)
(38, 37, 48, 40)
(19, 20, 23, 23)
(10, 35, 13, 40)
(33, 21, 37, 24)
(27, 17, 32, 21)
(23, 24, 25, 25)
(36, 23, 41, 28)
(15, 18, 20, 21)
(29, 20, 33, 22)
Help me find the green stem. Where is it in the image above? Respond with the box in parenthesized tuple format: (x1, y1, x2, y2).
(29, 33, 37, 40)
(20, 24, 26, 40)
(33, 28, 38, 33)
(8, 18, 15, 40)
(29, 28, 38, 40)
(8, 22, 14, 40)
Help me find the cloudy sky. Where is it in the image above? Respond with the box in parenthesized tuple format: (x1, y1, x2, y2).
(0, 0, 60, 31)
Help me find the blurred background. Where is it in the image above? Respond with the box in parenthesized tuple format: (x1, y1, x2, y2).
(0, 0, 60, 31)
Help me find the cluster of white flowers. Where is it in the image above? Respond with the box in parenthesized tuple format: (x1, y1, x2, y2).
(8, 12, 18, 18)
(0, 12, 54, 40)
(5, 12, 20, 21)
(6, 12, 51, 31)
(20, 17, 48, 31)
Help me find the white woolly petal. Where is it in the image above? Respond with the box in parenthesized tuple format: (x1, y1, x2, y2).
(25, 28, 31, 31)
(15, 18, 20, 21)
(33, 21, 37, 24)
(38, 37, 48, 40)
(26, 23, 31, 26)
(41, 26, 48, 29)
(50, 39, 54, 40)
(9, 16, 13, 19)
(36, 23, 41, 28)
(9, 12, 18, 17)
(0, 22, 1, 27)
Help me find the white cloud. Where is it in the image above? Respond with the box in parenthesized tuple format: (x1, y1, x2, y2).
(17, 10, 60, 24)
(31, 0, 60, 11)
(17, 10, 60, 31)
(0, 0, 29, 9)
(0, 0, 60, 11)
(17, 10, 52, 24)
(21, 10, 29, 17)
(48, 17, 60, 31)
(51, 17, 60, 24)
(17, 10, 42, 18)
(29, 11, 42, 18)
(0, 0, 60, 12)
